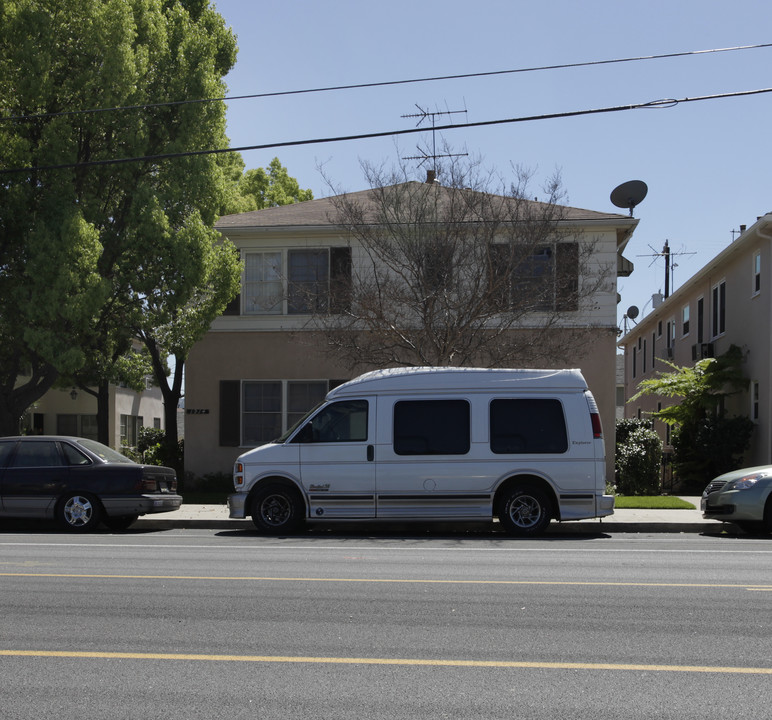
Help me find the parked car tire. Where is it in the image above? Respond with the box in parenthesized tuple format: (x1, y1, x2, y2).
(497, 484, 552, 537)
(56, 493, 102, 532)
(251, 484, 304, 534)
(103, 514, 139, 531)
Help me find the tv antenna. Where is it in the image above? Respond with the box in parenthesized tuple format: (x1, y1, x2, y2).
(610, 180, 648, 217)
(402, 103, 468, 176)
(637, 240, 697, 298)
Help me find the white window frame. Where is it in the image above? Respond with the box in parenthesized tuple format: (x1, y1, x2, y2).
(682, 304, 690, 337)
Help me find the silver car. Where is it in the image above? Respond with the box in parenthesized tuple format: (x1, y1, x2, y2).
(701, 465, 772, 533)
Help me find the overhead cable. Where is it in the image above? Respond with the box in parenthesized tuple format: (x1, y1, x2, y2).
(2, 86, 770, 176)
(3, 43, 771, 122)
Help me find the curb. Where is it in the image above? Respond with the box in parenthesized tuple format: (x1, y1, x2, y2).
(132, 517, 720, 535)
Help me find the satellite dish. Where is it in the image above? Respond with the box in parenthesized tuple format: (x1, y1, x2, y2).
(626, 305, 640, 320)
(611, 180, 648, 217)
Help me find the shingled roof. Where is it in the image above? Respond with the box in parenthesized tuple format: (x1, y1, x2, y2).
(215, 181, 632, 230)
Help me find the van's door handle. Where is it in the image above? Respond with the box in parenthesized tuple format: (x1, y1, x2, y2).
(367, 445, 374, 462)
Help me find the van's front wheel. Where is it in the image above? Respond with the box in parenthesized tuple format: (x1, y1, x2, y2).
(497, 485, 552, 537)
(251, 484, 304, 534)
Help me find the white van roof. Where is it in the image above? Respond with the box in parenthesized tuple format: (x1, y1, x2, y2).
(327, 367, 588, 398)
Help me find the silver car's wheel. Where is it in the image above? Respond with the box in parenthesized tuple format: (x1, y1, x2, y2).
(57, 493, 102, 532)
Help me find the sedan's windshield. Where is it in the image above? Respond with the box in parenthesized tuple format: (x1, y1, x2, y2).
(77, 438, 136, 464)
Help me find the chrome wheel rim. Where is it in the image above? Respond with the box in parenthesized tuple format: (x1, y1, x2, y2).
(508, 495, 542, 529)
(63, 496, 94, 527)
(259, 494, 291, 527)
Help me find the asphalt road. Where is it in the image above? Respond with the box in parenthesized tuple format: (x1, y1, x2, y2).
(1, 528, 771, 719)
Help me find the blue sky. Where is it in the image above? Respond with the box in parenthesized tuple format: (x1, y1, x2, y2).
(212, 0, 772, 333)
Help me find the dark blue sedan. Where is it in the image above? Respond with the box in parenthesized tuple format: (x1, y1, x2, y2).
(0, 435, 182, 531)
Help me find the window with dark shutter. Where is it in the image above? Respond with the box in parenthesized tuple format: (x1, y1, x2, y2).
(219, 380, 241, 446)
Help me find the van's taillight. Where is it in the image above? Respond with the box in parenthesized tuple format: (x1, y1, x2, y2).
(235, 462, 244, 487)
(590, 412, 603, 439)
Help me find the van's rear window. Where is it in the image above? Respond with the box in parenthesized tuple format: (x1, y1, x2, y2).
(489, 399, 568, 454)
(393, 400, 470, 455)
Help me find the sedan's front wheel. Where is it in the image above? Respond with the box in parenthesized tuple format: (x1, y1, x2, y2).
(56, 493, 102, 532)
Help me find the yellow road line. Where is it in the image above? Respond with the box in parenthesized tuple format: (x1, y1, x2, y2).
(1, 649, 771, 674)
(0, 572, 770, 590)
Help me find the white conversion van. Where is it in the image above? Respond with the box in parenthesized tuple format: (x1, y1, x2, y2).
(229, 367, 612, 536)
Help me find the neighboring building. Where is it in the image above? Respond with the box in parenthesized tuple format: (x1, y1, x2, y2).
(185, 182, 639, 480)
(620, 212, 772, 467)
(22, 381, 165, 450)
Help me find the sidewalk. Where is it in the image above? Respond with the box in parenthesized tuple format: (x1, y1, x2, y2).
(134, 497, 720, 534)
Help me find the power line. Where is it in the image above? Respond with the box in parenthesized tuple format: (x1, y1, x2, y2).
(2, 86, 770, 176)
(3, 43, 771, 122)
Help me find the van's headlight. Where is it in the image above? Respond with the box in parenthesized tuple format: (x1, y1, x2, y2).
(726, 473, 768, 491)
(234, 462, 244, 487)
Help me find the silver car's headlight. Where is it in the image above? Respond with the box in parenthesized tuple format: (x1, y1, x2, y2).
(725, 473, 769, 491)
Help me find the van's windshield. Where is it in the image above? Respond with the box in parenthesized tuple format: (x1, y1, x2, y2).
(273, 402, 325, 443)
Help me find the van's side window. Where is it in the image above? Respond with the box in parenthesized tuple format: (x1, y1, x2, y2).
(301, 400, 368, 443)
(393, 400, 470, 455)
(489, 399, 568, 454)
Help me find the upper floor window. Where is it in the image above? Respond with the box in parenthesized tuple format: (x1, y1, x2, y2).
(240, 247, 352, 316)
(753, 252, 761, 296)
(711, 280, 726, 338)
(682, 304, 690, 337)
(488, 242, 579, 312)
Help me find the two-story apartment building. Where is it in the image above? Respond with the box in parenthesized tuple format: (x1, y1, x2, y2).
(620, 212, 772, 468)
(184, 181, 639, 480)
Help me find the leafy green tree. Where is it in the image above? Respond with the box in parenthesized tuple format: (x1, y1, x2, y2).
(629, 345, 754, 488)
(221, 155, 314, 214)
(0, 0, 237, 438)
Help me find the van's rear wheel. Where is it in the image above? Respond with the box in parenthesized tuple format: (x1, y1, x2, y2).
(497, 485, 552, 537)
(251, 484, 304, 534)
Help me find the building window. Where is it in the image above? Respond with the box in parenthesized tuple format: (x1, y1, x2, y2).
(753, 252, 761, 296)
(120, 414, 143, 446)
(57, 414, 98, 441)
(682, 304, 690, 336)
(489, 242, 579, 312)
(642, 338, 647, 374)
(632, 347, 637, 379)
(651, 332, 656, 369)
(228, 379, 331, 447)
(697, 297, 704, 344)
(242, 247, 352, 316)
(711, 281, 726, 337)
(287, 381, 329, 430)
(242, 382, 282, 446)
(751, 381, 760, 421)
(244, 251, 282, 314)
